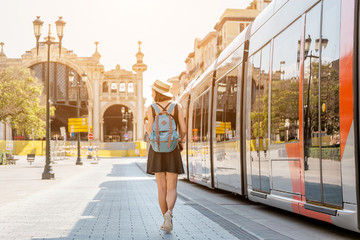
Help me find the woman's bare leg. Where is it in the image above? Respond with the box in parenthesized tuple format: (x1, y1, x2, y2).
(155, 172, 168, 215)
(165, 172, 178, 212)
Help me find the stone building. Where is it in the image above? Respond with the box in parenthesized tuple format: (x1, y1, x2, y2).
(178, 0, 272, 97)
(0, 40, 147, 143)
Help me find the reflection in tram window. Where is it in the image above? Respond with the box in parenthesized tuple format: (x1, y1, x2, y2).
(271, 18, 301, 144)
(259, 44, 270, 150)
(303, 3, 322, 203)
(215, 68, 238, 142)
(250, 52, 261, 143)
(320, 0, 342, 207)
(202, 92, 210, 142)
(192, 97, 201, 142)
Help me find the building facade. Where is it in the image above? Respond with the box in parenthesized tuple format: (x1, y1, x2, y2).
(0, 41, 147, 143)
(178, 0, 272, 97)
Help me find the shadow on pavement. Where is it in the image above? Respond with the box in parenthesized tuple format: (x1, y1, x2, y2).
(32, 163, 179, 240)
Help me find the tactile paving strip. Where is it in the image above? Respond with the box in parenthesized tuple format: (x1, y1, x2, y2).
(177, 193, 260, 240)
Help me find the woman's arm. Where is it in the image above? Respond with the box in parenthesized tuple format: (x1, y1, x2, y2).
(177, 104, 186, 139)
(145, 106, 154, 135)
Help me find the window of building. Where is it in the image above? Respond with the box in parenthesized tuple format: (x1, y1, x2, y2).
(128, 82, 134, 93)
(119, 82, 126, 92)
(102, 82, 109, 93)
(111, 83, 117, 93)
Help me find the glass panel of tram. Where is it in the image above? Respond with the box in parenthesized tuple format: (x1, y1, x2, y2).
(190, 91, 211, 182)
(271, 13, 301, 194)
(303, 0, 342, 207)
(250, 43, 271, 193)
(191, 98, 202, 180)
(214, 68, 238, 189)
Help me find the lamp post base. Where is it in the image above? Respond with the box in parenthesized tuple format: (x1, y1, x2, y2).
(42, 171, 55, 180)
(42, 165, 55, 179)
(76, 158, 83, 165)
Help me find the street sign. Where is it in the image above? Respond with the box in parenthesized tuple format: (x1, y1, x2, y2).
(68, 118, 88, 124)
(68, 118, 88, 132)
(68, 125, 88, 132)
(88, 133, 94, 140)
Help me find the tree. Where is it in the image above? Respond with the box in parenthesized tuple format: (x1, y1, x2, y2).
(0, 66, 54, 139)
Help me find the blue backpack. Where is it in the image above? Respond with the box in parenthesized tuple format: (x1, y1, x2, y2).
(149, 102, 179, 152)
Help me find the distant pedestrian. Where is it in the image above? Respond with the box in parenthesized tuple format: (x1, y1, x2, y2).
(145, 80, 185, 233)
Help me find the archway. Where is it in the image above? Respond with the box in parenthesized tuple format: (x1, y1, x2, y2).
(103, 104, 133, 142)
(29, 62, 89, 140)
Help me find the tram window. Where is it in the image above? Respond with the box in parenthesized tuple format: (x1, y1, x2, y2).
(202, 91, 210, 142)
(216, 45, 243, 81)
(250, 52, 261, 141)
(215, 68, 238, 142)
(320, 0, 340, 147)
(271, 18, 301, 144)
(259, 44, 270, 146)
(192, 97, 202, 142)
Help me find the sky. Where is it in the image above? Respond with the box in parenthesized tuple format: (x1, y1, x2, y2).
(0, 0, 252, 105)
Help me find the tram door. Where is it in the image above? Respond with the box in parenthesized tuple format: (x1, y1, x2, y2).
(303, 0, 342, 207)
(250, 44, 271, 193)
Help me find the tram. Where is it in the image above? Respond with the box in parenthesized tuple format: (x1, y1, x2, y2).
(179, 0, 360, 232)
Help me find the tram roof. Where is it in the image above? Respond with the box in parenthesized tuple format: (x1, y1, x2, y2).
(181, 60, 216, 99)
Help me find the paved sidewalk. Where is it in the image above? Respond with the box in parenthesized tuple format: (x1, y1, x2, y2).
(1, 157, 359, 240)
(0, 157, 239, 240)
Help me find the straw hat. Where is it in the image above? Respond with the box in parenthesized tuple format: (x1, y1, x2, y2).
(151, 80, 173, 97)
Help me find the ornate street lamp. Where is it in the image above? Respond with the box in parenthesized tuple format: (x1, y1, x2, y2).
(33, 16, 66, 179)
(69, 71, 87, 165)
(315, 38, 328, 52)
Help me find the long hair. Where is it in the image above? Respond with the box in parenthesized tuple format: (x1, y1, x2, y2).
(153, 90, 173, 102)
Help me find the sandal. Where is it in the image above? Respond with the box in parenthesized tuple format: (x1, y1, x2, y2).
(163, 210, 173, 232)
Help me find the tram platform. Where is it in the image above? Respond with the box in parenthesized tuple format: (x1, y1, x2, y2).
(0, 156, 359, 240)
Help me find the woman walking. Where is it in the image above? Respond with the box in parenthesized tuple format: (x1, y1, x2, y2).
(145, 80, 186, 232)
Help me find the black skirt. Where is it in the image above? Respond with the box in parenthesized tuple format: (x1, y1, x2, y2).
(146, 145, 185, 175)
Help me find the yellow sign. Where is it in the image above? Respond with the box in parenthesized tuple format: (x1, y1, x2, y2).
(68, 125, 88, 133)
(68, 118, 88, 132)
(68, 118, 88, 125)
(216, 121, 231, 134)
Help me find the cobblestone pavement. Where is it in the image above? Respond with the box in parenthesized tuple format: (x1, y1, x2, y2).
(0, 156, 359, 240)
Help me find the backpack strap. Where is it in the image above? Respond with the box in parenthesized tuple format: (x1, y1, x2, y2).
(156, 102, 171, 111)
(151, 103, 161, 115)
(168, 113, 173, 148)
(167, 102, 177, 114)
(155, 111, 160, 149)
